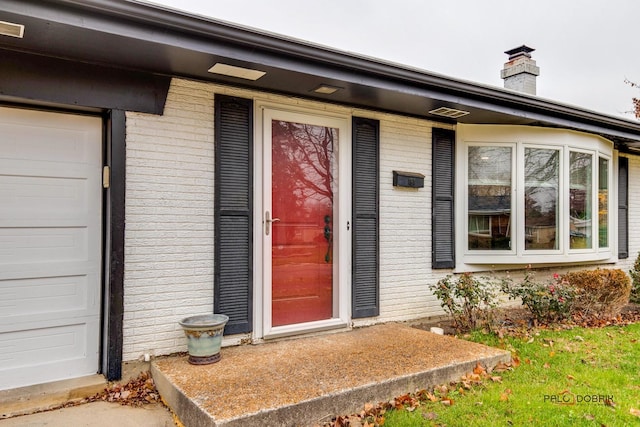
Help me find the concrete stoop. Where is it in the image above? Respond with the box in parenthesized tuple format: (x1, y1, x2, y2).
(152, 323, 510, 427)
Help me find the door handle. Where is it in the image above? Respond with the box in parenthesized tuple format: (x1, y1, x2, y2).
(265, 211, 280, 235)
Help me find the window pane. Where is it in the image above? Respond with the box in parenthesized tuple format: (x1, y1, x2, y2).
(570, 152, 593, 249)
(525, 148, 559, 250)
(468, 146, 511, 250)
(598, 157, 608, 248)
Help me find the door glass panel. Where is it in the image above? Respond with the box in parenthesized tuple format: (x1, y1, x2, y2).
(271, 120, 336, 326)
(525, 148, 559, 250)
(570, 151, 593, 249)
(467, 146, 512, 250)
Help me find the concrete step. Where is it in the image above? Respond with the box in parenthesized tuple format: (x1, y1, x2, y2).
(152, 323, 510, 427)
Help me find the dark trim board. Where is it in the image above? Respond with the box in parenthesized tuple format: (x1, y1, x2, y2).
(0, 49, 170, 115)
(105, 110, 126, 381)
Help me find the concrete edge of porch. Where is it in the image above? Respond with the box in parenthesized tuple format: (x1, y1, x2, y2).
(0, 361, 150, 419)
(0, 375, 107, 419)
(151, 323, 511, 427)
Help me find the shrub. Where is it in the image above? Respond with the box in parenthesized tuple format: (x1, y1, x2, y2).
(564, 269, 631, 318)
(429, 273, 498, 332)
(500, 269, 575, 324)
(629, 253, 640, 303)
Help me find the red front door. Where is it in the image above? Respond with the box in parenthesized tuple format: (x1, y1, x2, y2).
(269, 119, 336, 327)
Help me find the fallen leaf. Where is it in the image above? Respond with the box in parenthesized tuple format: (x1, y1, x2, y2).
(493, 362, 510, 373)
(490, 376, 502, 383)
(473, 362, 486, 375)
(549, 351, 556, 357)
(422, 412, 438, 420)
(605, 399, 616, 408)
(584, 414, 595, 421)
(512, 356, 521, 368)
(426, 392, 439, 402)
(543, 362, 550, 369)
(630, 408, 640, 417)
(566, 375, 575, 380)
(500, 388, 512, 402)
(441, 398, 454, 406)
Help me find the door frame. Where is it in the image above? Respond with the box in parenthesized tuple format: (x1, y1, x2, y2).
(253, 102, 352, 339)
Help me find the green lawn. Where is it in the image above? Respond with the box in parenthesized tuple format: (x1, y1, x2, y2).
(384, 323, 640, 426)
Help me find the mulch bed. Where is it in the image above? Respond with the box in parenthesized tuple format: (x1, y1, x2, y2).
(411, 303, 640, 336)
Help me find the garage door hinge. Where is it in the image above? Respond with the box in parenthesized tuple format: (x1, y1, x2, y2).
(102, 166, 110, 189)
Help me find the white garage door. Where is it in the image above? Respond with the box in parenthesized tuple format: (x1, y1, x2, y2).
(0, 107, 102, 390)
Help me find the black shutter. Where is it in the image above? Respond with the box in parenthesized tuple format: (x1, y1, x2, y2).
(432, 128, 455, 269)
(352, 117, 380, 318)
(214, 95, 253, 334)
(618, 156, 629, 259)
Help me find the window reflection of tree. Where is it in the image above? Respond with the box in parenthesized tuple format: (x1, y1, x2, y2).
(525, 148, 559, 249)
(569, 152, 592, 219)
(272, 121, 335, 212)
(569, 152, 592, 249)
(467, 147, 511, 250)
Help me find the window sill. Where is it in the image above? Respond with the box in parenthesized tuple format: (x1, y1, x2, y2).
(456, 252, 616, 273)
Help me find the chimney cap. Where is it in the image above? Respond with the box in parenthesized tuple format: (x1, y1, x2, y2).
(504, 45, 535, 60)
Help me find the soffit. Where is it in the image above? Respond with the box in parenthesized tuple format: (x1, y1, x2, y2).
(2, 0, 640, 148)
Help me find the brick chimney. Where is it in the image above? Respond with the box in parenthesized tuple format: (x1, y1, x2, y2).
(501, 45, 540, 95)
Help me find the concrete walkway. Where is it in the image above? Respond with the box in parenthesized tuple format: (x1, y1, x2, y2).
(0, 401, 174, 427)
(153, 323, 510, 427)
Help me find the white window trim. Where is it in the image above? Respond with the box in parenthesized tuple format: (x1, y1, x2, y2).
(456, 124, 615, 271)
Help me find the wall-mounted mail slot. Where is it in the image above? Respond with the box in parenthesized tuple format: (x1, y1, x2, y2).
(393, 170, 425, 188)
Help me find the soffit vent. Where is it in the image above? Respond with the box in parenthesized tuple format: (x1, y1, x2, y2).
(428, 106, 470, 119)
(0, 21, 25, 38)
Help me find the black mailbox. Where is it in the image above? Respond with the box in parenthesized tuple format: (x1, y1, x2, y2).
(393, 170, 424, 188)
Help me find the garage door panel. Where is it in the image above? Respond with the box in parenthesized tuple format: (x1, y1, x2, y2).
(0, 227, 88, 263)
(0, 275, 90, 318)
(0, 106, 102, 390)
(0, 320, 100, 390)
(0, 262, 100, 281)
(0, 323, 88, 364)
(0, 175, 88, 215)
(0, 121, 96, 165)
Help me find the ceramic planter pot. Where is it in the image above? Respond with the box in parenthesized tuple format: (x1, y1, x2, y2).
(179, 314, 229, 365)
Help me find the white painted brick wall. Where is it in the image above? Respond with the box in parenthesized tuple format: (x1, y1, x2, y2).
(122, 77, 636, 359)
(122, 78, 454, 358)
(123, 79, 215, 361)
(620, 154, 640, 272)
(372, 119, 450, 324)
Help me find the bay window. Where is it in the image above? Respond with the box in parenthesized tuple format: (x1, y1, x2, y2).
(458, 125, 614, 266)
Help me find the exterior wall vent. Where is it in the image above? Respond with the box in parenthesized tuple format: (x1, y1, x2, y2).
(428, 107, 470, 119)
(0, 21, 25, 38)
